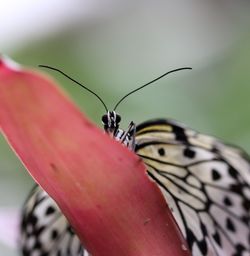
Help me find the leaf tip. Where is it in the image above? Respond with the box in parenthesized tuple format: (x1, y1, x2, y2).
(0, 55, 22, 72)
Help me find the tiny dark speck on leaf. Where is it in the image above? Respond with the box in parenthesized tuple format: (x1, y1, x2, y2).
(117, 157, 123, 162)
(50, 163, 59, 173)
(136, 157, 143, 166)
(82, 119, 95, 129)
(143, 218, 151, 225)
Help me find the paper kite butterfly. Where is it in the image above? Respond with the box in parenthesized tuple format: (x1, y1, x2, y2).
(20, 66, 250, 256)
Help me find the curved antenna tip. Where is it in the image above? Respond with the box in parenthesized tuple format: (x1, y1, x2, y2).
(113, 66, 192, 111)
(38, 64, 108, 112)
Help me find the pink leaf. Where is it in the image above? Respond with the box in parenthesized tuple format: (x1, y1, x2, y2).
(0, 57, 190, 256)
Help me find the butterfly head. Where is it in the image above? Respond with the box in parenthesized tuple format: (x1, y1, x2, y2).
(102, 111, 121, 135)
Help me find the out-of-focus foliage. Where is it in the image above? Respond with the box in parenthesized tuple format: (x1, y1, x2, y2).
(0, 1, 250, 255)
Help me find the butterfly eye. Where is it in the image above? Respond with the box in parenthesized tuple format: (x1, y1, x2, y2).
(116, 114, 121, 123)
(102, 114, 108, 124)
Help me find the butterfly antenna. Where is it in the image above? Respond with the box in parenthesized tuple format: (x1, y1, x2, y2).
(113, 67, 192, 111)
(38, 65, 108, 112)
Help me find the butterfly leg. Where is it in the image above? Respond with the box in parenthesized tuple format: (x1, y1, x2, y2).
(120, 121, 136, 151)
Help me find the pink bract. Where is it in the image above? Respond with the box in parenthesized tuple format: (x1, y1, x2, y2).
(0, 57, 190, 256)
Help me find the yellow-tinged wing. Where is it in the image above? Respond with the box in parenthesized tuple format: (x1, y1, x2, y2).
(136, 119, 250, 256)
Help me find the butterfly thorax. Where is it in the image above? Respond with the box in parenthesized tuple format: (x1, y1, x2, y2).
(102, 110, 136, 150)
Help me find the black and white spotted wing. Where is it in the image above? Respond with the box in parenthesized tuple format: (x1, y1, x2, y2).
(21, 118, 250, 256)
(20, 186, 89, 256)
(135, 119, 250, 256)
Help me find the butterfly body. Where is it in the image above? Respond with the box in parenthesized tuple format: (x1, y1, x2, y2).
(102, 110, 136, 150)
(20, 116, 250, 256)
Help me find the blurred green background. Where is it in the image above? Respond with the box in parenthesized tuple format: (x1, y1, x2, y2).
(0, 1, 250, 255)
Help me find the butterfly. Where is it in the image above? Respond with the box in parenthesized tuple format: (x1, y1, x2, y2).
(20, 67, 250, 256)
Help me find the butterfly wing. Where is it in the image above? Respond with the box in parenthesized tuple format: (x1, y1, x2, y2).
(135, 119, 250, 256)
(20, 186, 89, 256)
